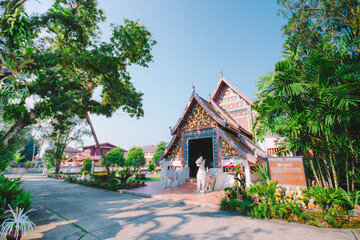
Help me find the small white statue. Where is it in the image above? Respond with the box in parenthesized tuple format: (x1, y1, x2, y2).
(195, 156, 216, 193)
(159, 160, 179, 188)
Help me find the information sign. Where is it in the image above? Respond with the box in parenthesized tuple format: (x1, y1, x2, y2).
(267, 156, 308, 188)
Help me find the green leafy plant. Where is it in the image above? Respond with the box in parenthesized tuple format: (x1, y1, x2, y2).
(303, 186, 345, 211)
(116, 168, 133, 186)
(252, 164, 269, 183)
(248, 179, 278, 203)
(81, 158, 93, 174)
(0, 175, 32, 222)
(64, 175, 77, 183)
(45, 164, 52, 170)
(148, 162, 155, 172)
(0, 205, 36, 240)
(337, 188, 360, 210)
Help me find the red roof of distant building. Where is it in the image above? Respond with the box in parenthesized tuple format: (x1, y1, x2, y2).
(142, 145, 157, 152)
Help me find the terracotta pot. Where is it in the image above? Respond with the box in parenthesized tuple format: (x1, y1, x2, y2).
(6, 229, 22, 240)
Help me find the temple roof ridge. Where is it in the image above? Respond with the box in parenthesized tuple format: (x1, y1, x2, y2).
(211, 76, 254, 107)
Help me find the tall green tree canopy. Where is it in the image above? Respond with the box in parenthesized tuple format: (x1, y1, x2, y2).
(254, 0, 360, 191)
(19, 136, 39, 162)
(0, 0, 156, 173)
(104, 147, 125, 167)
(126, 146, 146, 170)
(152, 141, 167, 163)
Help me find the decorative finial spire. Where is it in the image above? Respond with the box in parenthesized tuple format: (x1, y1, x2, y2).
(220, 69, 223, 78)
(169, 126, 172, 133)
(236, 84, 238, 89)
(192, 83, 195, 92)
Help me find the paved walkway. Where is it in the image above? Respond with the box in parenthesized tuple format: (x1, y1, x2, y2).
(122, 181, 224, 209)
(11, 174, 358, 239)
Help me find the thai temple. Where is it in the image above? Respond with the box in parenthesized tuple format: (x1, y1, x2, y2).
(158, 75, 271, 189)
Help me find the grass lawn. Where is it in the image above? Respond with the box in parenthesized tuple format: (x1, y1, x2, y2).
(128, 174, 161, 182)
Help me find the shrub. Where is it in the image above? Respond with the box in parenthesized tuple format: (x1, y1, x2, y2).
(248, 179, 278, 203)
(46, 164, 52, 170)
(108, 178, 121, 190)
(252, 164, 269, 183)
(303, 186, 345, 211)
(81, 158, 93, 173)
(0, 175, 32, 223)
(93, 172, 108, 181)
(65, 175, 77, 183)
(116, 168, 133, 186)
(104, 147, 125, 167)
(148, 162, 155, 172)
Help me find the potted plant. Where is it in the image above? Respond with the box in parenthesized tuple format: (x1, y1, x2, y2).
(0, 205, 36, 240)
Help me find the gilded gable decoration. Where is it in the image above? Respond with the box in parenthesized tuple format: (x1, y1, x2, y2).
(167, 140, 180, 158)
(182, 103, 216, 130)
(221, 139, 240, 157)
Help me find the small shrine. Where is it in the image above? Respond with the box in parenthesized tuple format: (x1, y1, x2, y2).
(158, 75, 266, 189)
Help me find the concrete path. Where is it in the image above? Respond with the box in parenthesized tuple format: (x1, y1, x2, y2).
(13, 174, 358, 240)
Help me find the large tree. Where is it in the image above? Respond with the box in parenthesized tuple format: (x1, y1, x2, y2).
(152, 141, 167, 163)
(126, 146, 146, 171)
(254, 0, 360, 191)
(104, 147, 125, 167)
(0, 0, 156, 174)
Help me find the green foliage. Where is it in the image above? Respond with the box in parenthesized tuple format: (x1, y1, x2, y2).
(24, 161, 31, 170)
(0, 0, 156, 169)
(116, 167, 133, 186)
(103, 147, 125, 167)
(248, 179, 278, 203)
(64, 175, 77, 183)
(338, 188, 360, 210)
(252, 164, 269, 183)
(303, 186, 345, 211)
(152, 141, 167, 163)
(126, 146, 146, 170)
(147, 162, 155, 172)
(0, 175, 32, 223)
(0, 141, 15, 173)
(45, 163, 52, 170)
(253, 0, 360, 191)
(19, 136, 39, 162)
(81, 158, 93, 173)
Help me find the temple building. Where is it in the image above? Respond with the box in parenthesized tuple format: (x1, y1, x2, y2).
(158, 76, 267, 188)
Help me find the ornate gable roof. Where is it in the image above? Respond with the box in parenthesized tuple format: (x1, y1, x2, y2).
(171, 92, 227, 135)
(211, 76, 254, 106)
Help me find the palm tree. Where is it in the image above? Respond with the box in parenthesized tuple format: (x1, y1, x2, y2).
(254, 34, 360, 191)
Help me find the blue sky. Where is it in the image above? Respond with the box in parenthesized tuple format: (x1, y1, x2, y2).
(26, 0, 286, 150)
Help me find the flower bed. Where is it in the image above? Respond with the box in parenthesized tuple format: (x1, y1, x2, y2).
(220, 164, 360, 228)
(221, 182, 360, 228)
(59, 170, 146, 191)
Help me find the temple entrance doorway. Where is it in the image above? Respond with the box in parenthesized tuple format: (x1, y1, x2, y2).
(188, 137, 213, 178)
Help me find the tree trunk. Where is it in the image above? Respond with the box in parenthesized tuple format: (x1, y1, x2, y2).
(0, 115, 28, 145)
(85, 112, 110, 176)
(351, 156, 355, 192)
(313, 153, 326, 187)
(309, 156, 321, 187)
(322, 153, 333, 188)
(329, 153, 338, 189)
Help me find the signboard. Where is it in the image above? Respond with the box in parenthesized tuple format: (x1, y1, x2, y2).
(267, 156, 308, 188)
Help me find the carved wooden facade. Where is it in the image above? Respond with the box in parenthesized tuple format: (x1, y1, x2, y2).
(160, 77, 265, 169)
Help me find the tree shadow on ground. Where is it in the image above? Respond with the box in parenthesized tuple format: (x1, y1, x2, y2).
(20, 175, 353, 240)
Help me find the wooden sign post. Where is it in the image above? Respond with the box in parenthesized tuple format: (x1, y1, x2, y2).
(267, 156, 308, 189)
